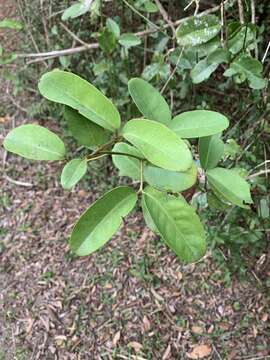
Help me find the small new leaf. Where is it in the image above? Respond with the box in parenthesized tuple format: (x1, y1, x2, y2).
(199, 134, 224, 170)
(61, 158, 87, 190)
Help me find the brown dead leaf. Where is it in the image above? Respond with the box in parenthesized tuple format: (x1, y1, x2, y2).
(142, 315, 151, 332)
(191, 326, 203, 334)
(162, 344, 171, 360)
(112, 331, 121, 346)
(129, 341, 142, 353)
(187, 344, 212, 359)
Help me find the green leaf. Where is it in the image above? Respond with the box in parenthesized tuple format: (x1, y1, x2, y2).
(62, 1, 92, 20)
(142, 186, 206, 263)
(119, 33, 141, 48)
(144, 162, 197, 192)
(64, 107, 109, 149)
(3, 124, 65, 160)
(141, 195, 159, 234)
(224, 54, 266, 90)
(128, 78, 171, 125)
(38, 70, 121, 132)
(191, 59, 219, 84)
(0, 53, 17, 65)
(0, 19, 23, 30)
(169, 110, 229, 138)
(98, 27, 117, 54)
(199, 134, 224, 170)
(69, 186, 137, 256)
(227, 22, 256, 55)
(207, 167, 253, 208)
(207, 48, 230, 64)
(61, 158, 87, 190)
(106, 18, 120, 39)
(122, 119, 192, 171)
(176, 15, 221, 46)
(112, 142, 143, 180)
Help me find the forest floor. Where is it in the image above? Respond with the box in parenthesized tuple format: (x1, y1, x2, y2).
(1, 2, 270, 360)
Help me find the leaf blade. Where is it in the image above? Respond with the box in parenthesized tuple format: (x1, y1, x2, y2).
(70, 186, 137, 256)
(169, 110, 229, 138)
(38, 70, 121, 132)
(122, 119, 192, 171)
(3, 124, 65, 160)
(199, 134, 224, 170)
(61, 158, 87, 190)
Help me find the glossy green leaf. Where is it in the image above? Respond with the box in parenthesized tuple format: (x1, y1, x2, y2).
(70, 186, 137, 256)
(119, 33, 141, 48)
(142, 186, 206, 263)
(112, 142, 143, 180)
(199, 134, 224, 170)
(176, 15, 221, 46)
(122, 119, 192, 171)
(0, 19, 23, 30)
(144, 162, 197, 192)
(191, 59, 218, 84)
(128, 78, 171, 124)
(62, 0, 92, 20)
(224, 54, 266, 90)
(169, 110, 229, 138)
(3, 124, 65, 160)
(61, 158, 87, 190)
(207, 48, 230, 64)
(38, 70, 121, 132)
(207, 167, 253, 208)
(64, 107, 109, 149)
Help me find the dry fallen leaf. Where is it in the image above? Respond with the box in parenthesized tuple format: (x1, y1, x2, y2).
(142, 315, 151, 332)
(129, 341, 142, 353)
(112, 331, 121, 346)
(191, 326, 204, 334)
(187, 344, 212, 359)
(162, 344, 171, 360)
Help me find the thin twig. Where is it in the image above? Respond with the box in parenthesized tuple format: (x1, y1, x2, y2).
(161, 46, 185, 94)
(262, 40, 270, 63)
(237, 0, 244, 24)
(17, 1, 234, 62)
(250, 0, 258, 58)
(4, 175, 34, 187)
(154, 0, 176, 38)
(247, 169, 270, 180)
(60, 22, 88, 46)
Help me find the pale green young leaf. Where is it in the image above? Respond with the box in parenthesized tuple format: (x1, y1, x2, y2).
(128, 78, 171, 124)
(0, 19, 23, 30)
(122, 119, 192, 171)
(106, 18, 120, 39)
(176, 15, 221, 46)
(199, 134, 224, 170)
(119, 33, 141, 48)
(142, 186, 206, 263)
(169, 110, 229, 138)
(64, 107, 109, 149)
(207, 167, 253, 208)
(3, 124, 65, 160)
(69, 186, 137, 256)
(144, 162, 197, 192)
(112, 142, 143, 181)
(62, 0, 92, 20)
(61, 158, 87, 190)
(141, 195, 160, 234)
(191, 59, 219, 84)
(38, 70, 121, 132)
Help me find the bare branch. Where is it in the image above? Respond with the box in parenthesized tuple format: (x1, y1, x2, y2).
(154, 0, 176, 37)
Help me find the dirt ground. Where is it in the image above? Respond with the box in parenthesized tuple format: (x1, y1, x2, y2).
(1, 2, 270, 360)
